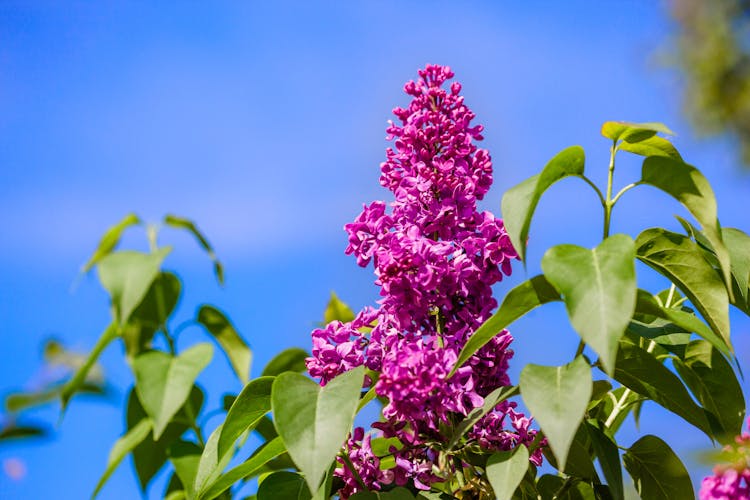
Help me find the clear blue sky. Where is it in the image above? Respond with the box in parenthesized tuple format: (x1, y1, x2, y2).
(1, 2, 748, 498)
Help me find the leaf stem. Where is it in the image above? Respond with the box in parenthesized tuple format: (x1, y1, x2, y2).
(603, 140, 617, 239)
(576, 174, 606, 208)
(611, 181, 643, 207)
(604, 340, 657, 429)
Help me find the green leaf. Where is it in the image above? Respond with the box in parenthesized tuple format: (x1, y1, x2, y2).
(164, 214, 224, 285)
(641, 156, 733, 298)
(218, 376, 274, 460)
(324, 291, 355, 323)
(486, 445, 530, 500)
(272, 366, 365, 494)
(92, 418, 152, 498)
(198, 437, 286, 500)
(122, 272, 181, 360)
(673, 340, 745, 440)
(257, 471, 311, 500)
(542, 424, 598, 480)
(261, 348, 310, 377)
(586, 421, 623, 500)
(82, 213, 141, 273)
(197, 305, 252, 383)
(98, 248, 171, 324)
(194, 424, 234, 495)
(723, 227, 750, 304)
(541, 234, 636, 374)
(618, 135, 682, 161)
(601, 121, 674, 142)
(614, 341, 711, 437)
(633, 289, 731, 358)
(447, 385, 519, 450)
(535, 475, 596, 499)
(589, 387, 642, 435)
(501, 145, 586, 263)
(167, 441, 202, 498)
(127, 386, 204, 492)
(636, 228, 731, 344)
(60, 323, 119, 412)
(133, 343, 213, 439)
(0, 423, 49, 441)
(623, 435, 694, 499)
(519, 356, 592, 470)
(451, 275, 560, 376)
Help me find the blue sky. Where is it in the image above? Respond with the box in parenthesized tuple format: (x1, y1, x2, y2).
(1, 2, 749, 498)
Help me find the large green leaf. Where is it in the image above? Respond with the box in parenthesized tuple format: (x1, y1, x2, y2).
(218, 376, 274, 460)
(60, 323, 119, 412)
(323, 291, 355, 323)
(614, 342, 711, 437)
(197, 305, 252, 383)
(451, 275, 560, 376)
(601, 121, 674, 142)
(723, 227, 750, 304)
(623, 435, 694, 499)
(636, 228, 731, 344)
(164, 214, 224, 285)
(486, 445, 530, 500)
(673, 340, 745, 440)
(272, 366, 365, 494)
(198, 437, 286, 500)
(641, 156, 733, 297)
(98, 248, 171, 324)
(519, 356, 592, 470)
(586, 421, 623, 500)
(261, 348, 309, 377)
(133, 343, 213, 439)
(122, 272, 181, 360)
(194, 424, 234, 496)
(501, 146, 586, 263)
(126, 386, 204, 492)
(93, 418, 152, 498)
(82, 213, 141, 273)
(167, 441, 202, 498)
(257, 471, 311, 500)
(541, 234, 636, 374)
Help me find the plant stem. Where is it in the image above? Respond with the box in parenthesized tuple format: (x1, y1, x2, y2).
(602, 140, 617, 239)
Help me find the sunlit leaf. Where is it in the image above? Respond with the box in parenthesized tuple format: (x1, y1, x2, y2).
(601, 121, 674, 143)
(501, 146, 586, 263)
(133, 343, 213, 439)
(541, 234, 636, 374)
(218, 376, 273, 460)
(722, 227, 750, 304)
(272, 366, 365, 493)
(93, 418, 152, 498)
(323, 291, 355, 323)
(451, 275, 560, 376)
(167, 441, 202, 498)
(197, 305, 252, 383)
(618, 135, 682, 160)
(520, 356, 592, 470)
(164, 214, 224, 285)
(82, 213, 141, 273)
(261, 348, 309, 377)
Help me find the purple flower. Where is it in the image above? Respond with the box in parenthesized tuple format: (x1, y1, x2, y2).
(701, 419, 750, 499)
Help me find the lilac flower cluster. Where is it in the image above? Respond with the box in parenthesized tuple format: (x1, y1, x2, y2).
(307, 64, 540, 498)
(700, 420, 750, 500)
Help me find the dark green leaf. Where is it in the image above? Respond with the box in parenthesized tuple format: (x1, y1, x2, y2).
(197, 305, 252, 383)
(501, 146, 586, 263)
(218, 376, 273, 460)
(257, 471, 311, 500)
(133, 343, 213, 439)
(673, 340, 745, 440)
(636, 228, 731, 345)
(122, 272, 181, 360)
(614, 341, 711, 437)
(586, 421, 623, 500)
(641, 157, 733, 297)
(601, 121, 674, 142)
(623, 435, 694, 499)
(93, 418, 152, 498)
(0, 423, 49, 441)
(324, 291, 355, 323)
(261, 348, 310, 377)
(82, 213, 141, 273)
(542, 424, 598, 480)
(451, 275, 560, 376)
(272, 366, 365, 493)
(198, 437, 286, 500)
(486, 445, 530, 500)
(535, 475, 596, 500)
(541, 234, 636, 374)
(98, 248, 171, 324)
(520, 356, 592, 470)
(164, 214, 224, 285)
